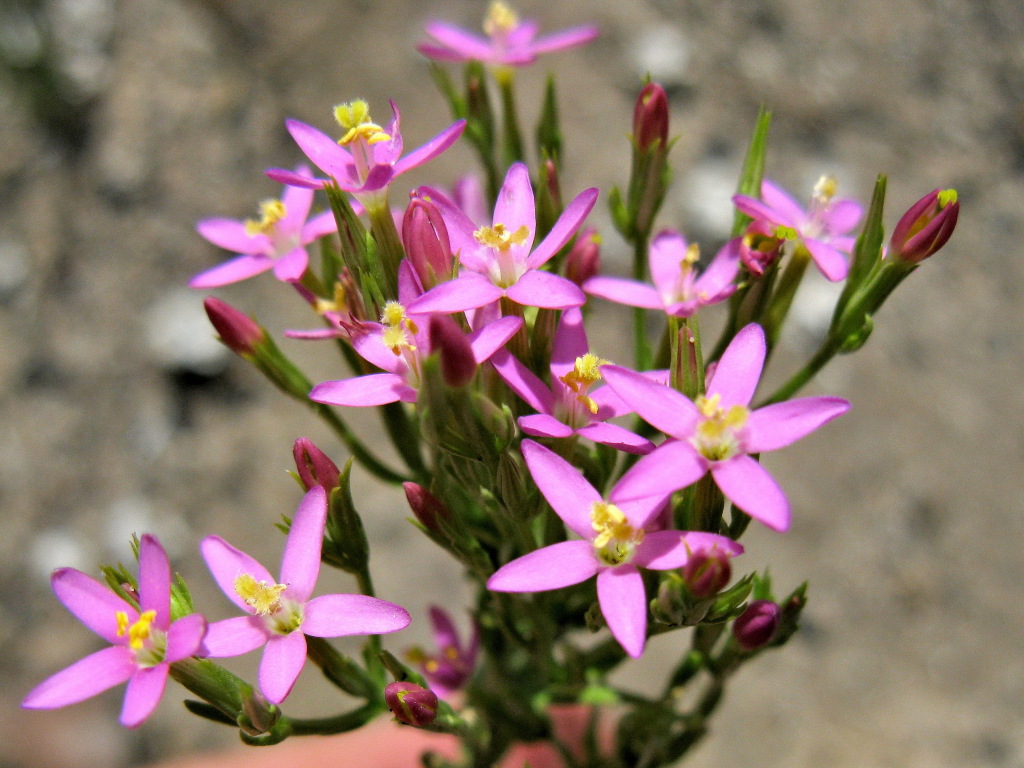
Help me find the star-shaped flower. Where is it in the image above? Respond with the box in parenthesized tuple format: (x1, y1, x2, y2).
(200, 487, 410, 704)
(487, 440, 742, 658)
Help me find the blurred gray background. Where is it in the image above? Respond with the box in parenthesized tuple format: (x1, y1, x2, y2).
(1, 0, 1022, 766)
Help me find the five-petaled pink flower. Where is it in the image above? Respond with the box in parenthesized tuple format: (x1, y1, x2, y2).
(266, 99, 465, 213)
(22, 535, 207, 728)
(488, 440, 742, 658)
(408, 606, 479, 697)
(491, 307, 654, 454)
(190, 166, 338, 288)
(418, 1, 598, 68)
(602, 323, 850, 532)
(407, 163, 598, 315)
(584, 229, 741, 317)
(200, 486, 410, 704)
(733, 177, 863, 282)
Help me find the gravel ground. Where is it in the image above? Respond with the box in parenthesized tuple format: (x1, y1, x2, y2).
(1, 1, 1022, 767)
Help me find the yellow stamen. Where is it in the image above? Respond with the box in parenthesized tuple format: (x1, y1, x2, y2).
(774, 225, 799, 241)
(381, 301, 408, 328)
(315, 281, 348, 315)
(484, 1, 519, 35)
(560, 353, 609, 414)
(813, 175, 837, 203)
(382, 323, 414, 355)
(244, 199, 287, 237)
(591, 502, 638, 549)
(938, 188, 958, 208)
(474, 223, 530, 251)
(693, 394, 750, 462)
(116, 609, 157, 651)
(234, 573, 287, 616)
(334, 99, 391, 146)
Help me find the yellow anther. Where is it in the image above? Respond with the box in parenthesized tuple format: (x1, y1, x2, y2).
(813, 175, 837, 203)
(116, 609, 157, 650)
(315, 282, 347, 315)
(938, 188, 958, 208)
(560, 353, 608, 414)
(244, 199, 287, 237)
(591, 502, 639, 549)
(381, 301, 408, 328)
(484, 1, 519, 35)
(116, 611, 130, 637)
(234, 573, 287, 616)
(693, 395, 750, 462)
(425, 659, 440, 673)
(682, 242, 700, 267)
(333, 100, 391, 146)
(444, 646, 460, 661)
(775, 225, 799, 241)
(473, 223, 530, 251)
(382, 323, 415, 355)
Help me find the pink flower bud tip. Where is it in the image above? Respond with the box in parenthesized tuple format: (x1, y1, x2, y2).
(403, 197, 453, 291)
(292, 437, 341, 492)
(429, 315, 477, 388)
(633, 82, 669, 151)
(403, 482, 451, 533)
(682, 549, 732, 600)
(384, 681, 438, 727)
(890, 188, 959, 263)
(566, 228, 601, 286)
(733, 599, 781, 651)
(203, 297, 264, 356)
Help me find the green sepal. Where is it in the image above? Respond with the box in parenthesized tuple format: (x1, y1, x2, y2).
(838, 173, 888, 310)
(731, 105, 772, 238)
(838, 313, 874, 353)
(379, 648, 430, 688)
(320, 458, 371, 577)
(535, 74, 562, 170)
(169, 572, 196, 621)
(184, 699, 237, 727)
(608, 185, 632, 239)
(305, 636, 379, 700)
(100, 563, 138, 608)
(323, 182, 370, 280)
(769, 581, 808, 648)
(702, 572, 755, 624)
(319, 222, 345, 290)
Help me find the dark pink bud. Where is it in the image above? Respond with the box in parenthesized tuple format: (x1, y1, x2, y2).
(429, 315, 476, 388)
(889, 188, 959, 263)
(403, 482, 451, 533)
(203, 297, 265, 357)
(384, 681, 438, 727)
(733, 600, 781, 651)
(740, 221, 786, 277)
(565, 228, 601, 286)
(633, 82, 669, 152)
(682, 549, 732, 600)
(403, 197, 453, 290)
(292, 437, 341, 492)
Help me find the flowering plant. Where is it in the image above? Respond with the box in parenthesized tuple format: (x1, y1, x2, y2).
(23, 3, 958, 766)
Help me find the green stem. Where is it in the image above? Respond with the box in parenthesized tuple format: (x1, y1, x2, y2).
(632, 235, 652, 371)
(496, 67, 524, 167)
(759, 336, 839, 405)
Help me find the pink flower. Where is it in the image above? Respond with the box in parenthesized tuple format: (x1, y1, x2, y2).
(407, 163, 598, 315)
(266, 100, 465, 213)
(408, 607, 479, 697)
(200, 487, 410, 704)
(22, 535, 207, 728)
(190, 166, 337, 288)
(487, 440, 742, 658)
(733, 177, 863, 281)
(491, 307, 654, 454)
(602, 324, 850, 532)
(584, 230, 740, 317)
(418, 2, 598, 67)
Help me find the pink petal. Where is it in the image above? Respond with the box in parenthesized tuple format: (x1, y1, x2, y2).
(22, 645, 136, 710)
(271, 246, 309, 283)
(611, 440, 706, 504)
(201, 616, 269, 657)
(309, 373, 412, 407)
(693, 238, 742, 300)
(393, 120, 467, 177)
(519, 413, 574, 439)
(259, 631, 307, 704)
(706, 323, 765, 407)
(189, 254, 275, 289)
(732, 194, 795, 229)
(549, 307, 588, 380)
(528, 25, 600, 55)
(634, 530, 742, 570)
(745, 396, 850, 453)
(490, 350, 554, 414)
(280, 181, 315, 231)
(201, 535, 276, 614)
(279, 486, 328, 602)
(804, 238, 849, 281)
(121, 664, 169, 728)
(428, 606, 461, 651)
(521, 440, 601, 539)
(302, 209, 339, 242)
(285, 119, 354, 181)
(351, 325, 404, 373)
(596, 565, 647, 658)
(303, 594, 410, 637)
(760, 180, 808, 225)
(138, 534, 171, 629)
(417, 43, 471, 63)
(487, 541, 600, 592)
(51, 568, 133, 644)
(526, 187, 599, 269)
(265, 167, 327, 189)
(584, 276, 663, 310)
(825, 199, 863, 234)
(407, 273, 505, 314)
(599, 365, 699, 438)
(506, 270, 585, 309)
(575, 422, 654, 455)
(196, 218, 266, 254)
(423, 21, 496, 61)
(493, 163, 537, 255)
(711, 455, 790, 531)
(648, 230, 688, 298)
(467, 315, 523, 363)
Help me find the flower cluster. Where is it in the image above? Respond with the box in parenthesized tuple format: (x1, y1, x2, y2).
(25, 3, 957, 765)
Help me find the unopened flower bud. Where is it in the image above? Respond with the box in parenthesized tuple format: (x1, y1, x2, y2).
(889, 188, 959, 264)
(732, 599, 781, 651)
(403, 197, 453, 290)
(633, 82, 669, 152)
(203, 297, 265, 357)
(292, 437, 341, 492)
(384, 681, 438, 727)
(403, 482, 452, 534)
(565, 228, 601, 286)
(429, 315, 477, 388)
(682, 549, 732, 600)
(740, 221, 786, 277)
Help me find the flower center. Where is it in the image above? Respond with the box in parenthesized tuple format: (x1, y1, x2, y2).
(334, 100, 391, 146)
(244, 199, 286, 237)
(559, 353, 608, 418)
(116, 609, 167, 667)
(484, 1, 519, 37)
(692, 394, 750, 462)
(380, 301, 419, 356)
(474, 223, 529, 252)
(590, 501, 644, 566)
(234, 573, 287, 616)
